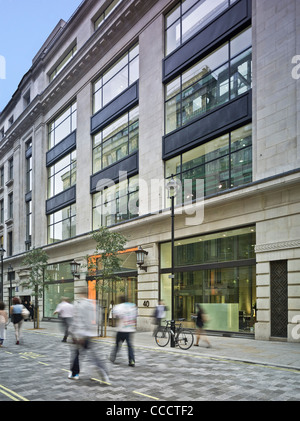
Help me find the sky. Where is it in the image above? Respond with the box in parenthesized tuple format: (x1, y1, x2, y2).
(0, 0, 83, 111)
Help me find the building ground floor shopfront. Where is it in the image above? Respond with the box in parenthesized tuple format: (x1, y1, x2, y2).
(43, 249, 138, 322)
(44, 274, 137, 324)
(41, 227, 256, 336)
(159, 226, 256, 334)
(132, 174, 300, 342)
(27, 224, 300, 342)
(5, 173, 300, 342)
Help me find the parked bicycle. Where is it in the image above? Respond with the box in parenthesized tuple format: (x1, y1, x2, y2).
(154, 319, 194, 350)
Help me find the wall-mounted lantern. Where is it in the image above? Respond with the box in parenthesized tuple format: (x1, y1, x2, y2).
(135, 246, 148, 272)
(70, 260, 81, 279)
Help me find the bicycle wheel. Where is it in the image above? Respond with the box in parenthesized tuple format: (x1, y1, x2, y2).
(177, 329, 194, 350)
(155, 327, 170, 347)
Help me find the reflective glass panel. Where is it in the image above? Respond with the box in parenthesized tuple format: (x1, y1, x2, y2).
(165, 0, 230, 55)
(93, 107, 138, 174)
(160, 227, 256, 333)
(103, 69, 129, 106)
(48, 102, 77, 149)
(93, 45, 139, 114)
(230, 27, 252, 58)
(182, 0, 228, 45)
(165, 94, 181, 133)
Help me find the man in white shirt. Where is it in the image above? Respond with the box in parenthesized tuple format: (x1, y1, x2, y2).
(110, 296, 137, 367)
(68, 287, 109, 382)
(53, 297, 74, 342)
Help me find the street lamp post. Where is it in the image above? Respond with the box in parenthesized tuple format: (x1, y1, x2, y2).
(167, 175, 178, 348)
(8, 264, 13, 309)
(0, 246, 5, 302)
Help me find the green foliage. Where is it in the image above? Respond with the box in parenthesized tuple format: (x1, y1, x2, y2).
(21, 248, 49, 298)
(89, 227, 127, 335)
(21, 247, 49, 329)
(90, 227, 127, 298)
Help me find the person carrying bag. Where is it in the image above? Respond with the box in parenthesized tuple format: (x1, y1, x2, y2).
(10, 297, 25, 344)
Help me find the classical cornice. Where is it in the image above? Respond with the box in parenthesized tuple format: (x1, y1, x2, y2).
(255, 240, 300, 253)
(0, 0, 161, 155)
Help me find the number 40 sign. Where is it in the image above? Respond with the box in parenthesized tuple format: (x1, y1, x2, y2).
(291, 315, 300, 340)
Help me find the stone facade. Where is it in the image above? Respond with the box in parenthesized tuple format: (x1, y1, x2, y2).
(0, 0, 299, 341)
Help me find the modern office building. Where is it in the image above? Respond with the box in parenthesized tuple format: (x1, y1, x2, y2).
(0, 0, 299, 341)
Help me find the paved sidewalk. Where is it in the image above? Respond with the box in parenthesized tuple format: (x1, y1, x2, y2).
(22, 321, 300, 371)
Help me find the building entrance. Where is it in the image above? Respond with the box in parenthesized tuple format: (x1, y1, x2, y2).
(88, 276, 137, 325)
(87, 247, 138, 324)
(160, 226, 256, 334)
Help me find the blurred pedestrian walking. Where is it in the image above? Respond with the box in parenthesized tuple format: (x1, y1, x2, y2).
(28, 301, 34, 321)
(108, 300, 114, 326)
(23, 301, 30, 322)
(110, 296, 137, 367)
(194, 304, 211, 348)
(152, 300, 167, 336)
(53, 297, 74, 342)
(0, 302, 8, 347)
(10, 297, 24, 345)
(69, 287, 109, 382)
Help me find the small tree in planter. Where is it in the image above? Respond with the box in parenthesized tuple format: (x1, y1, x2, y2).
(21, 248, 49, 329)
(89, 227, 127, 336)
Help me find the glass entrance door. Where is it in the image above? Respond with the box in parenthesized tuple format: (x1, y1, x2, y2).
(106, 276, 137, 307)
(88, 275, 137, 323)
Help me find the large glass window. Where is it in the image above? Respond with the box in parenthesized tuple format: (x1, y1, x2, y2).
(88, 276, 137, 311)
(94, 0, 123, 30)
(0, 199, 4, 224)
(160, 226, 256, 333)
(8, 157, 13, 180)
(93, 44, 139, 114)
(8, 193, 13, 219)
(0, 166, 4, 187)
(161, 227, 255, 269)
(47, 204, 76, 244)
(92, 175, 139, 228)
(165, 27, 252, 134)
(48, 151, 76, 198)
(165, 123, 252, 201)
(93, 106, 139, 174)
(26, 140, 32, 193)
(26, 201, 32, 250)
(49, 45, 77, 82)
(44, 262, 74, 318)
(7, 231, 13, 257)
(165, 0, 238, 56)
(88, 249, 137, 309)
(25, 140, 32, 250)
(48, 102, 77, 149)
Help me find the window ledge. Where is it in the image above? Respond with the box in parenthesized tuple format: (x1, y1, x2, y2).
(5, 179, 14, 188)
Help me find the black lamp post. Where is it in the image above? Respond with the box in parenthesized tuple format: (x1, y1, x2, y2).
(166, 175, 178, 348)
(8, 264, 13, 309)
(0, 246, 5, 302)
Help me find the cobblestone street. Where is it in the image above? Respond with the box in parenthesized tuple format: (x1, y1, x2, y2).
(1, 323, 300, 403)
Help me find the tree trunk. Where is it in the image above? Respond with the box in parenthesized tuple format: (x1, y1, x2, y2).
(34, 285, 39, 329)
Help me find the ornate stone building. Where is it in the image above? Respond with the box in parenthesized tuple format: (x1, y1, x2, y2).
(0, 0, 299, 341)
